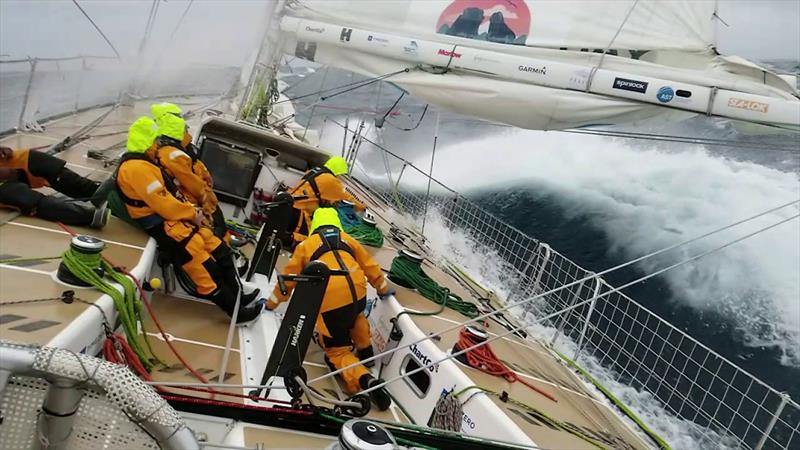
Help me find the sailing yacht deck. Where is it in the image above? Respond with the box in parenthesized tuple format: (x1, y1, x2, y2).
(0, 100, 651, 449)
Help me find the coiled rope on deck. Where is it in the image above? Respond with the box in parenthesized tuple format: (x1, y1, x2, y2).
(337, 203, 384, 247)
(388, 252, 479, 318)
(61, 245, 159, 370)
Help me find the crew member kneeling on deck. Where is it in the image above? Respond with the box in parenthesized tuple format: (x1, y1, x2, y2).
(117, 117, 261, 325)
(289, 156, 366, 244)
(266, 208, 395, 410)
(151, 103, 226, 240)
(0, 146, 108, 228)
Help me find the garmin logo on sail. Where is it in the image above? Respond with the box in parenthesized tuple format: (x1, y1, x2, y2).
(518, 64, 546, 76)
(612, 77, 648, 94)
(728, 97, 769, 113)
(290, 315, 306, 347)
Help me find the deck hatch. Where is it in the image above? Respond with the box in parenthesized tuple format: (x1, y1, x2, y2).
(399, 354, 431, 398)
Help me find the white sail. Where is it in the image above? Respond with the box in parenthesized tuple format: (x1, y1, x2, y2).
(277, 0, 800, 131)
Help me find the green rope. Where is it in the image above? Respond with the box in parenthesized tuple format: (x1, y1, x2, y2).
(389, 254, 479, 318)
(345, 222, 384, 247)
(454, 386, 608, 450)
(552, 350, 671, 450)
(61, 247, 160, 371)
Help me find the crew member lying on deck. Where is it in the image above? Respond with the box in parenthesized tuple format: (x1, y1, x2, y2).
(150, 103, 227, 241)
(116, 117, 262, 325)
(288, 156, 365, 245)
(267, 208, 395, 410)
(0, 146, 108, 228)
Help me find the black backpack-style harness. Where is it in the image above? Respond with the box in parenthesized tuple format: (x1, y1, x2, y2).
(292, 166, 334, 206)
(312, 226, 358, 305)
(114, 153, 180, 208)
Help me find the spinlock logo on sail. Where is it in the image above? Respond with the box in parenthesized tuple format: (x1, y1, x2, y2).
(518, 64, 546, 76)
(612, 77, 648, 94)
(437, 49, 462, 59)
(728, 97, 769, 113)
(290, 315, 306, 347)
(305, 26, 324, 33)
(656, 86, 674, 103)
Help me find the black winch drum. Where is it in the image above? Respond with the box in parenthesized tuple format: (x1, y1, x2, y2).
(335, 419, 396, 450)
(56, 235, 106, 287)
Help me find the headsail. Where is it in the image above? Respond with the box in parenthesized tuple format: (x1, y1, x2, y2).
(275, 0, 799, 131)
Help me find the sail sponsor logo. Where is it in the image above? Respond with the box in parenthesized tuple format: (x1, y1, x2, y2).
(612, 77, 648, 94)
(304, 26, 324, 34)
(339, 28, 352, 42)
(474, 54, 500, 64)
(656, 86, 674, 103)
(290, 315, 306, 347)
(518, 64, 547, 76)
(403, 40, 418, 55)
(410, 343, 439, 372)
(367, 34, 389, 45)
(728, 97, 769, 113)
(437, 49, 462, 59)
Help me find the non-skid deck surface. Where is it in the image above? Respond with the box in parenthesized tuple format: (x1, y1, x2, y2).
(0, 214, 147, 346)
(244, 426, 335, 448)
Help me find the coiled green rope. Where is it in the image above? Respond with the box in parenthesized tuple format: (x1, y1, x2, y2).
(337, 204, 384, 247)
(389, 253, 479, 318)
(61, 247, 160, 371)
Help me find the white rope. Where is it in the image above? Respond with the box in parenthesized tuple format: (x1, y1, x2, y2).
(356, 212, 800, 398)
(585, 0, 640, 92)
(306, 199, 800, 386)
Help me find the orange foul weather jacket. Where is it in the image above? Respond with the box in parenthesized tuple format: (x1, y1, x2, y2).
(148, 140, 218, 216)
(269, 229, 389, 336)
(289, 169, 365, 241)
(0, 148, 63, 188)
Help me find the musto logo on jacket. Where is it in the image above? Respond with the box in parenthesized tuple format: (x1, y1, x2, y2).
(436, 0, 531, 45)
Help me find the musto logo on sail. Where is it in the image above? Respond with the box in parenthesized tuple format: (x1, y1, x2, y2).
(656, 86, 674, 103)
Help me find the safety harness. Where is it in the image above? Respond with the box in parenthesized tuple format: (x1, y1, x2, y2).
(292, 166, 334, 206)
(312, 226, 358, 305)
(112, 153, 182, 229)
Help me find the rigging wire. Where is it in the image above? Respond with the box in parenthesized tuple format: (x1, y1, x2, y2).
(71, 0, 121, 59)
(354, 212, 800, 399)
(168, 0, 195, 42)
(307, 198, 800, 386)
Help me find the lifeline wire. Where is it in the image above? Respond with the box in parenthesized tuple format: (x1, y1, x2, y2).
(307, 198, 800, 387)
(354, 213, 800, 399)
(145, 199, 800, 396)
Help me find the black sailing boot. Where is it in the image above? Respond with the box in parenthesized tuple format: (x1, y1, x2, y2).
(357, 345, 376, 368)
(359, 374, 391, 411)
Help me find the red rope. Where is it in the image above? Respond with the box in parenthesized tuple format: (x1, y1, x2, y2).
(457, 328, 558, 403)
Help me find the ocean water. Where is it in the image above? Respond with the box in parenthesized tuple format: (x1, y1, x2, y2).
(291, 62, 800, 447)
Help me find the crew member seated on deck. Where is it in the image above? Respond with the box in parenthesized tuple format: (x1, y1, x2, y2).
(116, 117, 262, 325)
(0, 146, 108, 228)
(288, 156, 365, 245)
(150, 103, 226, 240)
(266, 208, 395, 410)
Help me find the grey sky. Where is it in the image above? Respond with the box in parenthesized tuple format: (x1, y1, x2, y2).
(0, 0, 798, 63)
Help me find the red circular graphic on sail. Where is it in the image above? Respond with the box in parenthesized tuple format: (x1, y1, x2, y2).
(436, 0, 531, 45)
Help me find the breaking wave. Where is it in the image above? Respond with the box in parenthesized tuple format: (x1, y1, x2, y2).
(405, 129, 800, 368)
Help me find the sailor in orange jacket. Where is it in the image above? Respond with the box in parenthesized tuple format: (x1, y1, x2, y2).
(266, 208, 394, 410)
(150, 103, 225, 239)
(0, 146, 107, 227)
(116, 117, 261, 325)
(289, 156, 365, 244)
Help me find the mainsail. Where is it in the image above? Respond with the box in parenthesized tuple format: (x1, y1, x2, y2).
(269, 0, 799, 131)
